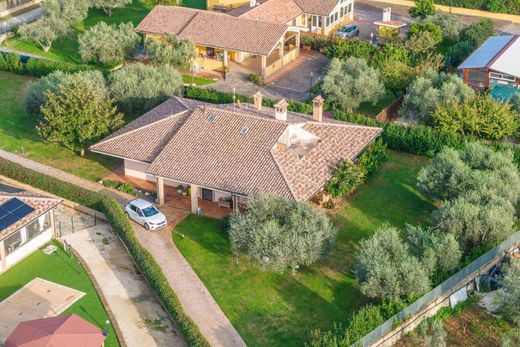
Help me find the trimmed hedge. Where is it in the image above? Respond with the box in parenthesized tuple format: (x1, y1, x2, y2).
(334, 111, 520, 168)
(0, 53, 93, 77)
(434, 0, 520, 15)
(0, 157, 210, 347)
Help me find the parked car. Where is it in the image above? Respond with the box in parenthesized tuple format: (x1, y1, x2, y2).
(124, 199, 167, 230)
(336, 24, 359, 39)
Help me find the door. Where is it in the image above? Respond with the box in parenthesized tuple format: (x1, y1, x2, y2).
(201, 188, 213, 202)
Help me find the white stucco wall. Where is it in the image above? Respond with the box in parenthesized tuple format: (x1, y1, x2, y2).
(5, 228, 52, 268)
(124, 160, 182, 187)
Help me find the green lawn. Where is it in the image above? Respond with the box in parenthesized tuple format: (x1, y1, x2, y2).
(0, 242, 119, 346)
(2, 0, 207, 64)
(172, 151, 435, 347)
(182, 74, 217, 86)
(0, 71, 120, 181)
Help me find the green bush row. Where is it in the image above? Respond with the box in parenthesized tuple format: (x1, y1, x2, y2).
(184, 86, 313, 114)
(434, 0, 520, 15)
(0, 53, 92, 77)
(334, 111, 520, 168)
(0, 157, 210, 347)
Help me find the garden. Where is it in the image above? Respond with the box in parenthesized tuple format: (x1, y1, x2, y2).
(172, 151, 434, 347)
(0, 241, 119, 346)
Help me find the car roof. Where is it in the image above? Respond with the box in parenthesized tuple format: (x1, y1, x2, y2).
(129, 199, 154, 209)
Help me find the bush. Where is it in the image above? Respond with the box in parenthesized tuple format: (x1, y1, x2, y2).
(358, 138, 388, 176)
(497, 260, 520, 324)
(460, 18, 495, 47)
(408, 22, 443, 45)
(409, 0, 436, 18)
(248, 73, 260, 84)
(325, 160, 365, 198)
(0, 157, 210, 347)
(423, 12, 463, 41)
(324, 39, 379, 60)
(228, 193, 337, 274)
(0, 53, 92, 77)
(301, 35, 333, 51)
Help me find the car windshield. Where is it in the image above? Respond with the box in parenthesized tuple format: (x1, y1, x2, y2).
(142, 205, 159, 217)
(342, 26, 353, 32)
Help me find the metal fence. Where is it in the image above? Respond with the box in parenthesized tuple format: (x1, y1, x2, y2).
(356, 229, 520, 347)
(54, 206, 100, 237)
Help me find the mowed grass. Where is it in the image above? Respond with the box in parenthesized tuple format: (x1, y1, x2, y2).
(0, 71, 120, 181)
(0, 242, 119, 346)
(3, 0, 207, 63)
(173, 151, 435, 347)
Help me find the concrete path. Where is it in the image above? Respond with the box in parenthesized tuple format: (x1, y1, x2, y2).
(0, 7, 42, 31)
(63, 210, 186, 347)
(0, 149, 246, 347)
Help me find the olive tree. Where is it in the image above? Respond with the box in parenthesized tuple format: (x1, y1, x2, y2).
(145, 34, 196, 70)
(399, 70, 474, 123)
(497, 260, 520, 325)
(90, 0, 131, 16)
(79, 22, 140, 65)
(229, 193, 337, 274)
(108, 63, 183, 116)
(355, 225, 430, 301)
(23, 70, 108, 117)
(423, 12, 463, 41)
(322, 57, 384, 112)
(38, 81, 123, 156)
(18, 20, 57, 52)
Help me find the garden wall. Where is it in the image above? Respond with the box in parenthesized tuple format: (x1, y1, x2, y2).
(356, 230, 520, 347)
(0, 0, 40, 17)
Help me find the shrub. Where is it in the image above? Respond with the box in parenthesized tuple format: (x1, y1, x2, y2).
(409, 0, 436, 18)
(415, 319, 447, 347)
(79, 22, 140, 65)
(24, 70, 108, 117)
(423, 12, 463, 41)
(324, 39, 379, 60)
(511, 94, 520, 113)
(358, 138, 388, 176)
(145, 34, 196, 71)
(497, 260, 520, 324)
(408, 22, 443, 45)
(109, 63, 183, 116)
(301, 35, 333, 51)
(460, 18, 495, 47)
(355, 225, 431, 300)
(228, 193, 337, 274)
(0, 157, 210, 347)
(445, 39, 475, 67)
(0, 53, 92, 77)
(248, 73, 260, 85)
(322, 57, 384, 112)
(325, 160, 365, 198)
(431, 94, 520, 140)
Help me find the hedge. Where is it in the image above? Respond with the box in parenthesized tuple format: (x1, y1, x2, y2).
(0, 157, 210, 347)
(434, 0, 520, 15)
(0, 53, 92, 77)
(335, 111, 520, 168)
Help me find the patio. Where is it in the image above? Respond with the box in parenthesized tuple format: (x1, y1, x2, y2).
(104, 166, 233, 220)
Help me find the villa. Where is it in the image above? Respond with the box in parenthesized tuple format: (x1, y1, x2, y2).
(90, 94, 382, 214)
(0, 187, 61, 273)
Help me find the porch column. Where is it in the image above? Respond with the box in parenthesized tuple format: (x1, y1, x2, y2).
(261, 55, 267, 79)
(223, 50, 228, 68)
(0, 239, 6, 273)
(279, 40, 284, 58)
(156, 176, 165, 206)
(232, 195, 239, 216)
(50, 209, 56, 239)
(296, 31, 301, 48)
(321, 16, 327, 35)
(190, 185, 199, 214)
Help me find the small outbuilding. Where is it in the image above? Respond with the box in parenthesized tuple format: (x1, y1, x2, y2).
(5, 314, 106, 347)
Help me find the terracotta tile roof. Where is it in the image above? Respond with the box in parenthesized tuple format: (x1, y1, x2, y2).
(239, 0, 303, 24)
(91, 97, 382, 201)
(294, 0, 340, 15)
(136, 6, 288, 56)
(272, 123, 382, 201)
(0, 190, 61, 239)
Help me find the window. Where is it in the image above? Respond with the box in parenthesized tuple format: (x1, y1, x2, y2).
(26, 213, 50, 241)
(490, 72, 516, 82)
(466, 70, 486, 89)
(348, 3, 352, 12)
(4, 230, 23, 255)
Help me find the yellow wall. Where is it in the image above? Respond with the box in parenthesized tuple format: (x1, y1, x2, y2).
(207, 0, 249, 10)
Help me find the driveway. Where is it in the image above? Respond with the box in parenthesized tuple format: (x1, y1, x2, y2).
(61, 206, 187, 347)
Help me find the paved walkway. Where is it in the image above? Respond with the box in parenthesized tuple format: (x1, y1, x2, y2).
(0, 149, 246, 347)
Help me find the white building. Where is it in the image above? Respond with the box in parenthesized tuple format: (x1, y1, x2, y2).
(0, 187, 61, 273)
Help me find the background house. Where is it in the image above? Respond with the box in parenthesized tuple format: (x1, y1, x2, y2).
(458, 35, 520, 98)
(0, 187, 61, 273)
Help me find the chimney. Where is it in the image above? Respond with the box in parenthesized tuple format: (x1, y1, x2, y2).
(383, 7, 391, 22)
(254, 91, 263, 110)
(313, 95, 324, 122)
(274, 99, 288, 121)
(250, 0, 257, 7)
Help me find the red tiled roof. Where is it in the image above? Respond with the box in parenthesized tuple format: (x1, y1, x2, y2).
(136, 6, 288, 56)
(239, 0, 303, 24)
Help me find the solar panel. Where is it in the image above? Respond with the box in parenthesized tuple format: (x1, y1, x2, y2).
(0, 198, 35, 231)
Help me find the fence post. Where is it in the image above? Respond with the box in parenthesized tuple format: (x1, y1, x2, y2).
(59, 221, 61, 237)
(71, 216, 74, 234)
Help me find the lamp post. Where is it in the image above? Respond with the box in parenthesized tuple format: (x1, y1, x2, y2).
(309, 71, 314, 99)
(233, 87, 236, 107)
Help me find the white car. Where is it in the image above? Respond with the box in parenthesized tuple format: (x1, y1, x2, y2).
(336, 24, 360, 39)
(124, 199, 167, 230)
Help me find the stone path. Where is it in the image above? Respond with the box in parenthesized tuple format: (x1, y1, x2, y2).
(0, 149, 246, 347)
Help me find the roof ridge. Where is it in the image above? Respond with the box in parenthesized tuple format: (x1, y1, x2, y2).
(487, 35, 518, 69)
(177, 10, 201, 36)
(91, 110, 190, 149)
(202, 105, 293, 125)
(269, 147, 299, 201)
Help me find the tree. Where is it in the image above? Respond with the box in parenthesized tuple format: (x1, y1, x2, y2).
(406, 30, 441, 59)
(355, 225, 430, 301)
(17, 20, 57, 52)
(108, 63, 183, 116)
(37, 81, 123, 156)
(325, 160, 365, 198)
(497, 260, 520, 324)
(460, 18, 495, 47)
(24, 70, 108, 117)
(375, 44, 415, 96)
(228, 193, 337, 274)
(79, 22, 140, 64)
(399, 70, 474, 122)
(408, 22, 443, 45)
(432, 94, 520, 140)
(90, 0, 131, 16)
(377, 26, 401, 45)
(502, 330, 520, 347)
(409, 0, 436, 19)
(415, 319, 447, 347)
(423, 12, 463, 41)
(322, 57, 384, 112)
(145, 34, 196, 70)
(511, 94, 520, 113)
